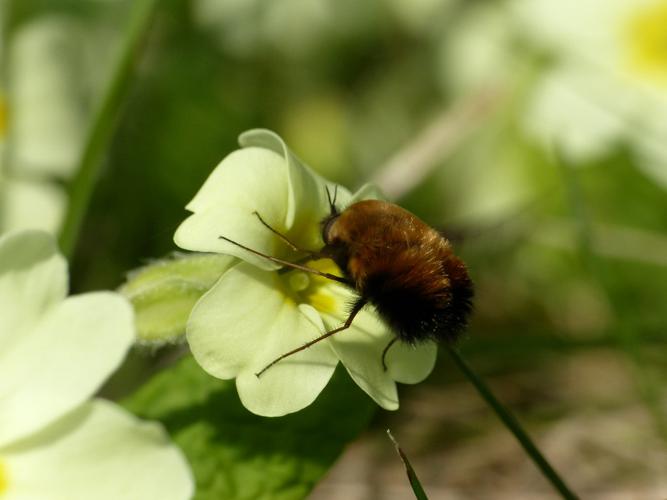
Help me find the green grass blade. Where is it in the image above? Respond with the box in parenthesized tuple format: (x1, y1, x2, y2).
(386, 429, 429, 500)
(58, 0, 159, 258)
(445, 345, 579, 500)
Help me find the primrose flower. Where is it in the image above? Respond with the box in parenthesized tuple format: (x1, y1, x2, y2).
(0, 15, 118, 233)
(442, 0, 667, 189)
(175, 129, 437, 417)
(511, 0, 667, 187)
(0, 230, 193, 499)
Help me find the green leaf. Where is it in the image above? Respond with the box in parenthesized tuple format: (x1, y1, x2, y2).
(120, 253, 235, 344)
(124, 356, 376, 500)
(386, 429, 429, 500)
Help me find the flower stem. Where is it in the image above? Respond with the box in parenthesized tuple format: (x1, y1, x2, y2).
(58, 0, 159, 258)
(445, 345, 578, 500)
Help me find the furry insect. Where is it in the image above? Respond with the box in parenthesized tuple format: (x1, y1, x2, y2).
(219, 188, 474, 377)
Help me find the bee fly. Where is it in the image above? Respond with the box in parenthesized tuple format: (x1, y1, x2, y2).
(219, 187, 473, 377)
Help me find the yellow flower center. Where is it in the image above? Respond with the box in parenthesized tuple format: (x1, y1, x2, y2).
(624, 1, 667, 86)
(291, 259, 346, 315)
(288, 271, 310, 292)
(0, 460, 9, 494)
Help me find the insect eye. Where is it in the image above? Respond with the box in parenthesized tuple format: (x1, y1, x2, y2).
(320, 213, 340, 245)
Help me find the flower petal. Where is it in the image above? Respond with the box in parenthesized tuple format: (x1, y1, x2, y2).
(184, 149, 286, 216)
(0, 230, 67, 349)
(1, 178, 66, 234)
(176, 130, 355, 270)
(1, 399, 193, 500)
(523, 67, 626, 161)
(301, 275, 403, 410)
(348, 183, 386, 204)
(307, 259, 437, 406)
(187, 262, 338, 416)
(385, 341, 438, 384)
(240, 129, 352, 250)
(174, 147, 290, 270)
(324, 309, 400, 410)
(0, 292, 134, 447)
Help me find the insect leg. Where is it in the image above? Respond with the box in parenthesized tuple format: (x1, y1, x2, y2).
(218, 235, 353, 286)
(255, 298, 367, 377)
(381, 337, 399, 372)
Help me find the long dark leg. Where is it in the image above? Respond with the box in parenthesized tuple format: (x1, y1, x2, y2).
(255, 298, 366, 377)
(381, 337, 399, 371)
(252, 211, 321, 257)
(218, 235, 352, 286)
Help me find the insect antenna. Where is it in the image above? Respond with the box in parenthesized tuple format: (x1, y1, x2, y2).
(255, 298, 367, 377)
(325, 185, 339, 215)
(252, 211, 313, 255)
(218, 235, 352, 286)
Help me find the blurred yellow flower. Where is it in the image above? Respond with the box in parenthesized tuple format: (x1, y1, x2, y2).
(443, 0, 667, 189)
(624, 2, 667, 86)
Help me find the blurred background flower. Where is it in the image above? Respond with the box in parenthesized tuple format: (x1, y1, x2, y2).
(0, 1, 127, 233)
(443, 0, 667, 190)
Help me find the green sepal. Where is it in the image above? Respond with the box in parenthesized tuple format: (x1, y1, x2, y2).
(120, 253, 235, 345)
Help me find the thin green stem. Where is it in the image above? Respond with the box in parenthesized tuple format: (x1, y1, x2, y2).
(445, 345, 579, 500)
(58, 0, 159, 258)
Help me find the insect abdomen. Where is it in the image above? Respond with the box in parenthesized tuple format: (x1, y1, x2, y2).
(363, 254, 473, 344)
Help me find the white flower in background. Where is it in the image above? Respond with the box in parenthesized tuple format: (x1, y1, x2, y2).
(8, 17, 92, 178)
(438, 2, 522, 96)
(0, 230, 193, 500)
(441, 0, 667, 189)
(0, 164, 65, 235)
(0, 14, 118, 234)
(193, 0, 383, 59)
(175, 129, 436, 417)
(0, 18, 84, 233)
(511, 0, 667, 188)
(385, 0, 456, 34)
